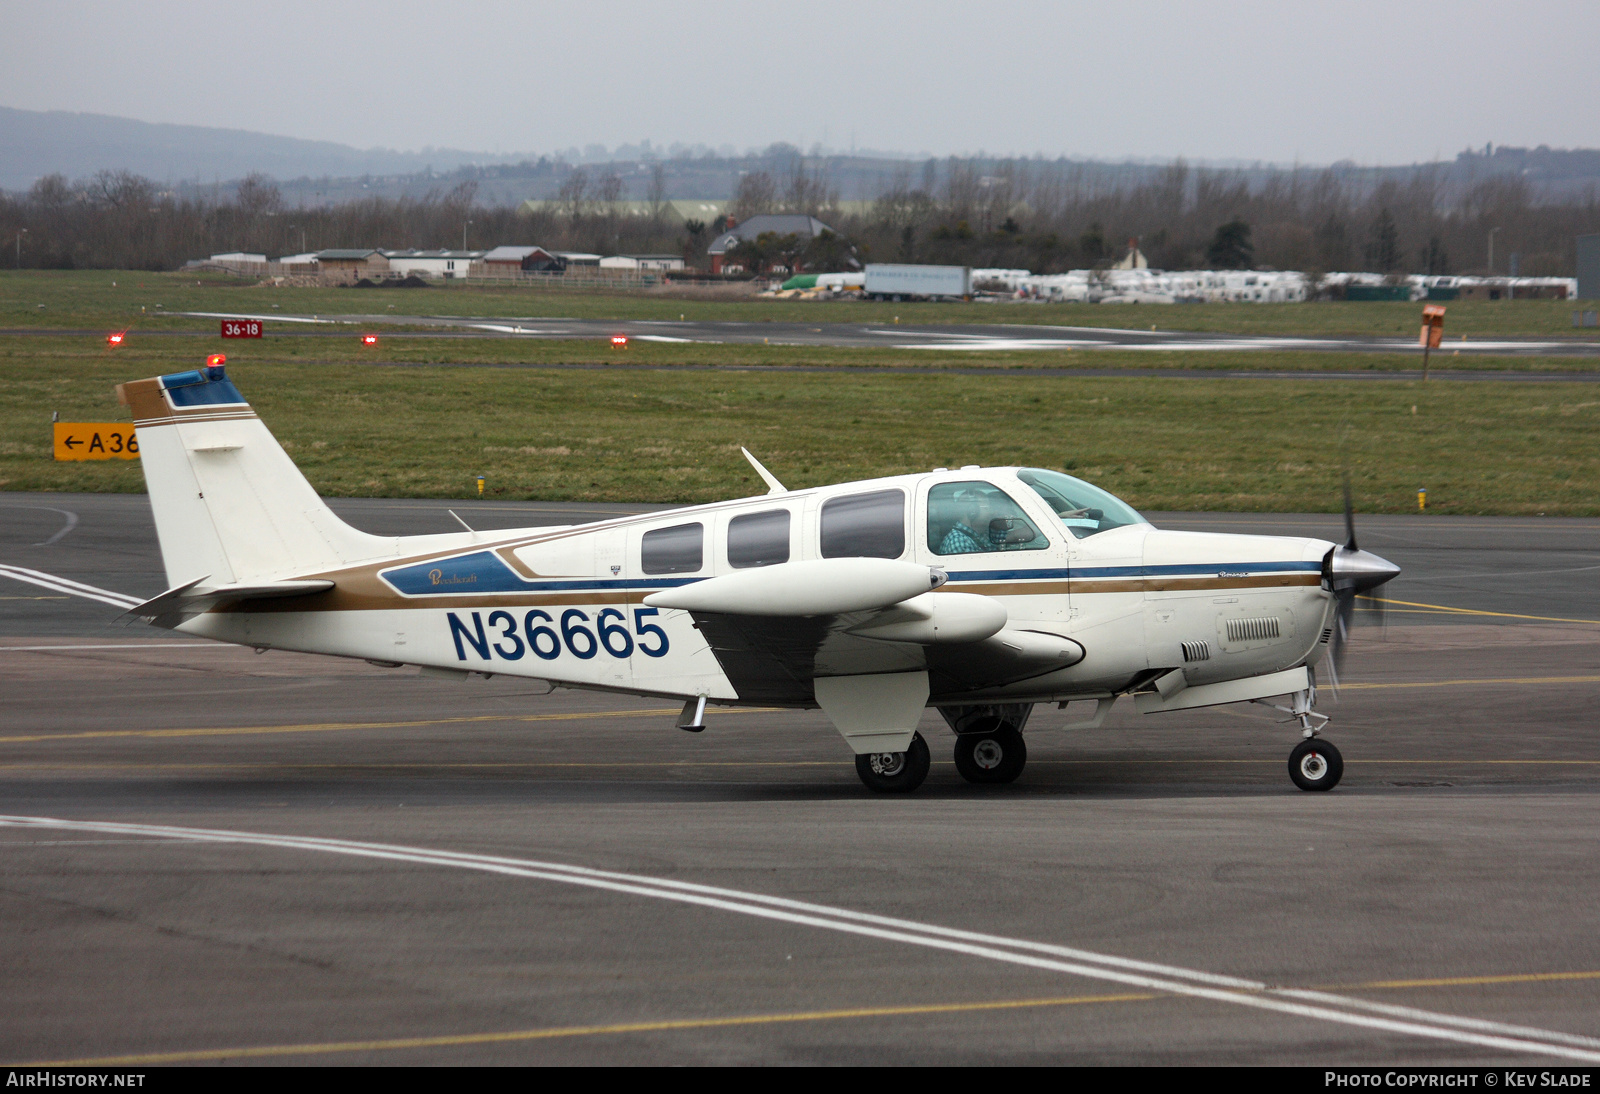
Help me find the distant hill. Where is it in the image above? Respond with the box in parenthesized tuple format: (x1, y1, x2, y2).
(7, 104, 1600, 206)
(0, 105, 518, 190)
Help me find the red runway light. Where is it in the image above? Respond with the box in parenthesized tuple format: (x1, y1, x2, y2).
(361, 334, 379, 345)
(106, 332, 125, 346)
(611, 334, 628, 347)
(206, 353, 227, 367)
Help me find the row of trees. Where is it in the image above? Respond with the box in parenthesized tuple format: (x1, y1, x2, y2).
(4, 157, 1598, 276)
(842, 160, 1598, 277)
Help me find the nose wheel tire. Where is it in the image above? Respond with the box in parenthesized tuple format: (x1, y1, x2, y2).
(1288, 738, 1343, 791)
(855, 732, 931, 793)
(954, 724, 1027, 784)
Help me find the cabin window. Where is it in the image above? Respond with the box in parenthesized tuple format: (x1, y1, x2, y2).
(926, 481, 1048, 556)
(727, 509, 790, 569)
(641, 522, 703, 575)
(820, 489, 905, 560)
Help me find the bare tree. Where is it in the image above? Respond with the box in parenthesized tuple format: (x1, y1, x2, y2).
(730, 171, 776, 221)
(556, 169, 589, 226)
(647, 163, 669, 223)
(234, 173, 283, 217)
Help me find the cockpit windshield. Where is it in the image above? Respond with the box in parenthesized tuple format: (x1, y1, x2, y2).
(1017, 468, 1147, 539)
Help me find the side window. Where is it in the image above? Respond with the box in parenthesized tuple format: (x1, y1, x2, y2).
(820, 489, 905, 560)
(727, 509, 790, 569)
(927, 481, 1048, 556)
(641, 522, 703, 575)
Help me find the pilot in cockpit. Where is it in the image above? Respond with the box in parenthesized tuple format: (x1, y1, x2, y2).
(936, 485, 1038, 554)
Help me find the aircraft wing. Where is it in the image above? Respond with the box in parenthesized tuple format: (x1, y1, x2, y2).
(643, 559, 1084, 703)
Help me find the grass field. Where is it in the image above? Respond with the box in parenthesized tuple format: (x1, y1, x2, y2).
(4, 270, 1595, 515)
(1, 269, 1592, 338)
(5, 356, 1597, 515)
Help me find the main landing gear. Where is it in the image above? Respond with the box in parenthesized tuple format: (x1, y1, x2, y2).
(855, 732, 931, 793)
(1257, 684, 1343, 792)
(953, 721, 1027, 784)
(939, 704, 1033, 786)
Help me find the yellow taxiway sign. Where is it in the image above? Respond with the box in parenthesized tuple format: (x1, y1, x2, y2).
(53, 422, 139, 461)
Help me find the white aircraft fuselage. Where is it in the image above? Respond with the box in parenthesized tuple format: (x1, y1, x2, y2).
(178, 470, 1337, 708)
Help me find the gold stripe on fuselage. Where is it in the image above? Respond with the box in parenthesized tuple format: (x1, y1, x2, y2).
(221, 573, 1321, 615)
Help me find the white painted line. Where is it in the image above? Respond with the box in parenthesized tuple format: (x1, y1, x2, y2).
(1, 506, 81, 547)
(633, 335, 694, 343)
(1277, 990, 1600, 1052)
(175, 311, 343, 325)
(0, 566, 142, 609)
(0, 644, 221, 652)
(3, 815, 1595, 1062)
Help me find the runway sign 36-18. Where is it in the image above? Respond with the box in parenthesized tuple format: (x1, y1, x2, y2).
(53, 422, 139, 460)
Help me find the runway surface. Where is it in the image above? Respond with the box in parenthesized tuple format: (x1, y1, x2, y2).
(147, 310, 1600, 359)
(3, 494, 1599, 1065)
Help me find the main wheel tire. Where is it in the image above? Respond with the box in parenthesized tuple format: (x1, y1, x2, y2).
(855, 732, 931, 793)
(1288, 738, 1343, 791)
(953, 725, 1027, 784)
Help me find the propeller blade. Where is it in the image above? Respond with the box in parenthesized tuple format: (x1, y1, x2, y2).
(1342, 471, 1358, 551)
(1358, 590, 1388, 632)
(1331, 586, 1354, 683)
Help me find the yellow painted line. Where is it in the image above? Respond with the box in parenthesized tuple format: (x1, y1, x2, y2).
(1028, 759, 1600, 766)
(0, 761, 847, 771)
(1373, 597, 1600, 626)
(1341, 675, 1600, 691)
(30, 964, 1600, 1065)
(1343, 970, 1600, 991)
(0, 706, 782, 746)
(26, 991, 1156, 1066)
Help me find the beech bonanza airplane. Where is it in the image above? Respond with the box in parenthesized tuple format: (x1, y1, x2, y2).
(117, 360, 1399, 794)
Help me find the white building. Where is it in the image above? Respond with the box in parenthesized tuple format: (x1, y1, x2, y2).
(274, 253, 319, 273)
(599, 254, 685, 272)
(383, 250, 485, 279)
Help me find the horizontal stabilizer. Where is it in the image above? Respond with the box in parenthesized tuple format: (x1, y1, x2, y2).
(126, 577, 334, 628)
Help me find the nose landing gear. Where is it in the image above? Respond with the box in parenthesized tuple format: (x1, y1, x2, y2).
(1288, 737, 1343, 791)
(1255, 683, 1344, 792)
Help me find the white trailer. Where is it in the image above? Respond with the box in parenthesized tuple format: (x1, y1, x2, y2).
(864, 264, 972, 300)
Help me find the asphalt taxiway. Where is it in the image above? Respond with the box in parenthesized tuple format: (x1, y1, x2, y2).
(2, 494, 1598, 1064)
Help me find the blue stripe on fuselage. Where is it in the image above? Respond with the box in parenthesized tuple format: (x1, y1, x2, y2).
(380, 550, 698, 596)
(380, 551, 1321, 597)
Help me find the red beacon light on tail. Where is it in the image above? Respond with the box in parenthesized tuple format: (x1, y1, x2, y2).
(610, 334, 628, 348)
(361, 334, 379, 346)
(206, 353, 226, 367)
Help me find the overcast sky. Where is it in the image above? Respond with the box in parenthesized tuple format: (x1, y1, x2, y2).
(4, 0, 1595, 164)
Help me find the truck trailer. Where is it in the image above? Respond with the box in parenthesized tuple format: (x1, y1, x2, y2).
(864, 263, 972, 300)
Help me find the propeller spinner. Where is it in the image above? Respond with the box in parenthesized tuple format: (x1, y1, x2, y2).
(1321, 480, 1401, 689)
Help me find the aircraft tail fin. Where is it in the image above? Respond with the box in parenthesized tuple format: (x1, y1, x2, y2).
(117, 363, 393, 589)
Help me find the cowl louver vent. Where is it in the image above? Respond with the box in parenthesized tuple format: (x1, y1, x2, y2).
(1227, 617, 1281, 642)
(1181, 640, 1211, 662)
